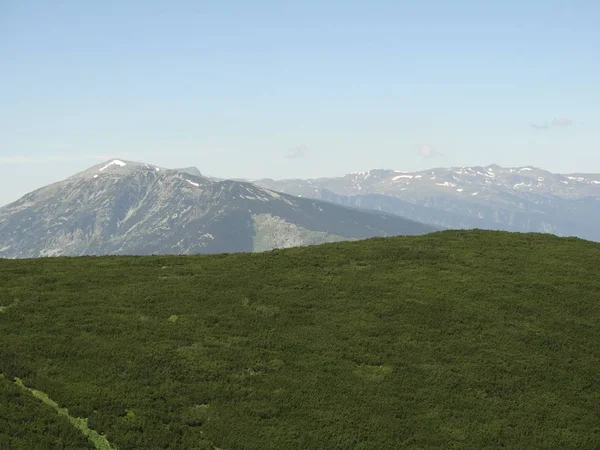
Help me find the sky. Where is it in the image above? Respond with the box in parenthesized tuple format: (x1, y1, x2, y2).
(1, 0, 599, 206)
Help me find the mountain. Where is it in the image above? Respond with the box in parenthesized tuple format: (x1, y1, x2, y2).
(0, 160, 435, 258)
(254, 165, 600, 241)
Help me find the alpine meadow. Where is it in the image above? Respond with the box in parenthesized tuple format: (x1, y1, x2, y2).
(1, 230, 599, 449)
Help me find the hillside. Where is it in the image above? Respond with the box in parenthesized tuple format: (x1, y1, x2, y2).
(253, 165, 600, 241)
(0, 159, 434, 258)
(1, 230, 599, 449)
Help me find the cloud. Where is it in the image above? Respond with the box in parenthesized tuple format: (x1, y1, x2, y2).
(0, 154, 112, 165)
(552, 118, 572, 127)
(418, 144, 442, 159)
(286, 145, 309, 160)
(530, 118, 573, 130)
(530, 123, 550, 130)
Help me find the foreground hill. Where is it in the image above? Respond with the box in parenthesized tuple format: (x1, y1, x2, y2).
(1, 230, 599, 449)
(0, 159, 434, 258)
(253, 165, 600, 241)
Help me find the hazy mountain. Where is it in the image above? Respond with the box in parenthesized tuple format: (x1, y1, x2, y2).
(254, 165, 600, 241)
(0, 160, 435, 258)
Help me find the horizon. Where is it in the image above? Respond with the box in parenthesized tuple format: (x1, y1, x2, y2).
(2, 1, 599, 206)
(1, 156, 596, 207)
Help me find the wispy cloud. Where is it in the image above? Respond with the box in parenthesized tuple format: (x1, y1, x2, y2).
(552, 118, 572, 127)
(0, 154, 112, 165)
(530, 118, 573, 130)
(285, 145, 309, 160)
(530, 123, 550, 130)
(418, 144, 442, 159)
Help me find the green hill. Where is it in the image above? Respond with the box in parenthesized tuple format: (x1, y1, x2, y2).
(1, 230, 599, 449)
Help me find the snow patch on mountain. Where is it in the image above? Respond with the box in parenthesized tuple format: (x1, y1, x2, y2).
(99, 160, 127, 172)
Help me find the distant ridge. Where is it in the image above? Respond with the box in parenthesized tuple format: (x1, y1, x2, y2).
(253, 165, 600, 241)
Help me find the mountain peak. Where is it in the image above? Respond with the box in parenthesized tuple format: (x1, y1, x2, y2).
(175, 167, 203, 177)
(99, 159, 128, 171)
(68, 159, 164, 180)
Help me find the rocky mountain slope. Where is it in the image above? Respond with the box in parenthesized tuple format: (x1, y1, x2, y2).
(0, 160, 435, 258)
(253, 165, 600, 241)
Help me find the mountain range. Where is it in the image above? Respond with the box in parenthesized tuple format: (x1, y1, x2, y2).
(0, 160, 434, 258)
(253, 165, 600, 242)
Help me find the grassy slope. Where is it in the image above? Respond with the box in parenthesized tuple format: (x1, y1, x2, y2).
(0, 230, 599, 449)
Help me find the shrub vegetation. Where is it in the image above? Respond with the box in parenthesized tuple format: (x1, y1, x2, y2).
(1, 230, 599, 449)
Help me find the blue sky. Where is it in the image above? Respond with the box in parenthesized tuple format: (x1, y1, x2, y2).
(1, 1, 599, 206)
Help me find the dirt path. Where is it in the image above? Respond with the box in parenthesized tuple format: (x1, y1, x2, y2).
(13, 377, 116, 450)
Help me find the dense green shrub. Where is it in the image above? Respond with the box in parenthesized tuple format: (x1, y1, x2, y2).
(1, 230, 599, 449)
